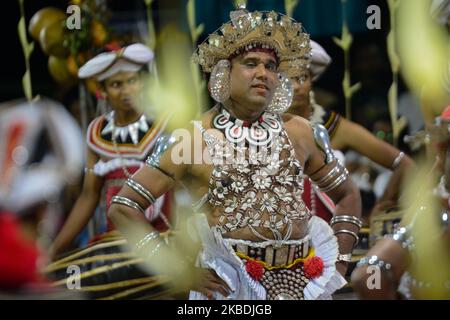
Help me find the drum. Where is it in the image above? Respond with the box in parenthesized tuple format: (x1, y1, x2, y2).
(44, 232, 179, 300)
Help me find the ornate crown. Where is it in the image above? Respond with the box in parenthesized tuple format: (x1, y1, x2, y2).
(192, 10, 312, 78)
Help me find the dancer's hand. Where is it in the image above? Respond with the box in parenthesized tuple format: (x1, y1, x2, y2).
(192, 268, 232, 299)
(335, 261, 348, 278)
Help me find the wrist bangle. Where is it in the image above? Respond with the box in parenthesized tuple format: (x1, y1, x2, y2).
(337, 253, 352, 263)
(392, 152, 405, 170)
(356, 255, 392, 273)
(334, 229, 359, 247)
(136, 231, 160, 251)
(330, 215, 363, 229)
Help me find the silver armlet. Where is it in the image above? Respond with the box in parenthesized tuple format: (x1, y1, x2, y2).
(146, 134, 177, 168)
(356, 255, 392, 273)
(392, 152, 405, 170)
(331, 215, 363, 229)
(145, 134, 178, 179)
(111, 195, 145, 214)
(334, 229, 359, 247)
(126, 178, 156, 205)
(313, 123, 335, 164)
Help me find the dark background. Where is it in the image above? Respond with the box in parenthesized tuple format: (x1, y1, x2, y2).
(2, 0, 399, 129)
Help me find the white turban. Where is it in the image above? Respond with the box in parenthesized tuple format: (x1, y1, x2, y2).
(78, 43, 154, 81)
(310, 40, 332, 82)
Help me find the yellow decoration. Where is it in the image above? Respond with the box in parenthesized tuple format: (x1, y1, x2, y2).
(90, 20, 108, 48)
(397, 0, 449, 126)
(284, 0, 300, 18)
(333, 3, 361, 120)
(187, 0, 205, 45)
(186, 0, 207, 114)
(144, 0, 156, 51)
(18, 0, 34, 101)
(233, 0, 248, 9)
(386, 0, 403, 147)
(144, 25, 202, 130)
(400, 162, 450, 299)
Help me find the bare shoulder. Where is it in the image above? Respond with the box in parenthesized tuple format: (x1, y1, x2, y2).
(199, 105, 220, 129)
(281, 113, 314, 141)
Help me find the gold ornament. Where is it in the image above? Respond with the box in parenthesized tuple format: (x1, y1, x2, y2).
(39, 19, 69, 58)
(48, 55, 77, 86)
(192, 10, 311, 78)
(28, 7, 66, 41)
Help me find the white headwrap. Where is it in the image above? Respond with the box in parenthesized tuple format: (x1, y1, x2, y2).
(431, 0, 450, 25)
(310, 40, 332, 82)
(0, 97, 83, 214)
(78, 43, 154, 81)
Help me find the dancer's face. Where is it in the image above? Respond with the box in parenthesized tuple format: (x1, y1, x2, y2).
(286, 72, 312, 118)
(229, 50, 278, 111)
(103, 71, 143, 112)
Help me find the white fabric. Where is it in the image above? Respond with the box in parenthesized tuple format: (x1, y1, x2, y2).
(188, 214, 346, 300)
(309, 102, 326, 125)
(397, 93, 425, 135)
(96, 60, 142, 81)
(189, 214, 266, 300)
(78, 43, 154, 80)
(304, 216, 347, 299)
(310, 40, 332, 81)
(92, 158, 144, 176)
(373, 170, 392, 200)
(0, 97, 83, 213)
(144, 194, 165, 222)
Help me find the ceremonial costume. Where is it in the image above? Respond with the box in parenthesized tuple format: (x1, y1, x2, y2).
(189, 107, 346, 299)
(86, 110, 171, 232)
(300, 40, 340, 223)
(79, 43, 172, 234)
(46, 44, 173, 299)
(0, 98, 83, 293)
(111, 7, 361, 300)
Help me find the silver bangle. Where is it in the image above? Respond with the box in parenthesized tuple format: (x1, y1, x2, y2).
(337, 253, 352, 263)
(147, 240, 164, 259)
(111, 195, 145, 214)
(330, 215, 363, 228)
(320, 169, 349, 192)
(84, 167, 95, 174)
(356, 255, 392, 273)
(136, 231, 160, 250)
(390, 226, 415, 251)
(392, 152, 405, 170)
(126, 178, 156, 205)
(313, 166, 340, 186)
(334, 229, 359, 247)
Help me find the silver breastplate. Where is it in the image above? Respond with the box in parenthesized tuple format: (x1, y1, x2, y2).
(195, 112, 310, 242)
